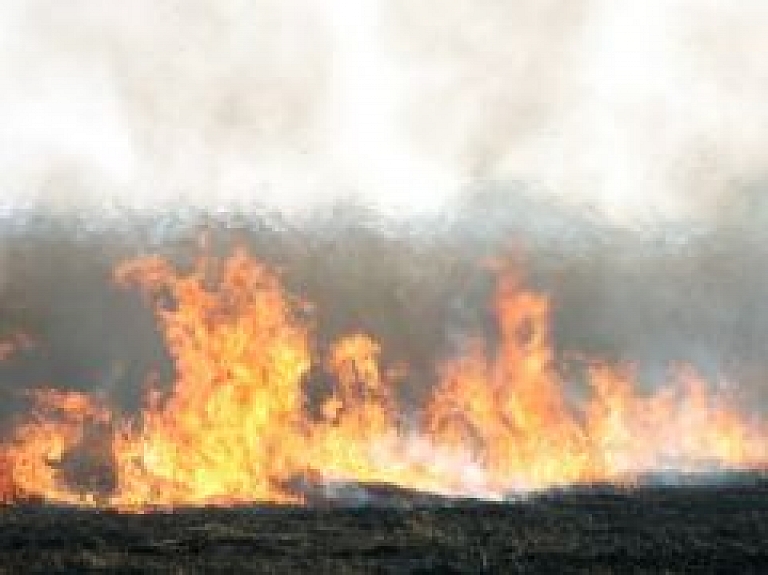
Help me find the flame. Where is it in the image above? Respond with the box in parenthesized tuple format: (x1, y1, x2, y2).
(1, 249, 766, 509)
(425, 272, 767, 492)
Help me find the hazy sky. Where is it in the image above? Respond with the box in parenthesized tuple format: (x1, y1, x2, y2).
(1, 0, 767, 221)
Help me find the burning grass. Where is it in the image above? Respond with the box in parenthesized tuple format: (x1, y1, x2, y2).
(0, 245, 765, 510)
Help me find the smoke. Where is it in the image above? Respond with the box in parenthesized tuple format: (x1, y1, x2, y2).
(2, 0, 768, 406)
(1, 1, 767, 220)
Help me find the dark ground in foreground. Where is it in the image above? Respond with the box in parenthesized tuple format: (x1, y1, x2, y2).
(1, 481, 767, 574)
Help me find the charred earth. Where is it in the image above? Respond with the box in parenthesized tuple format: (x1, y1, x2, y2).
(1, 478, 768, 574)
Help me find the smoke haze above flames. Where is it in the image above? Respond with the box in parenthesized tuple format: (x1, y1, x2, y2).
(0, 0, 767, 221)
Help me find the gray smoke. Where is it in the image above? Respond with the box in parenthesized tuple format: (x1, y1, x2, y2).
(2, 1, 768, 418)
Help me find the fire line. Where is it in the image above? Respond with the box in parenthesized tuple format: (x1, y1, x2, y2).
(1, 249, 766, 511)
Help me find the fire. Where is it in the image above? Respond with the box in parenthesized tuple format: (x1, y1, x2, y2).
(3, 390, 114, 505)
(1, 249, 766, 509)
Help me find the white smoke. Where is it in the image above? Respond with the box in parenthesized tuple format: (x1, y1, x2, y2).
(0, 0, 767, 221)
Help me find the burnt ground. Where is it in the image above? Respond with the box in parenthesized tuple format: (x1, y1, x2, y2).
(0, 480, 767, 574)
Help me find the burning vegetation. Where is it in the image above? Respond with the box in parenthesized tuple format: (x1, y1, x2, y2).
(0, 239, 766, 510)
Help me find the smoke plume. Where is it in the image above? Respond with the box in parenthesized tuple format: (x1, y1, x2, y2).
(1, 1, 767, 221)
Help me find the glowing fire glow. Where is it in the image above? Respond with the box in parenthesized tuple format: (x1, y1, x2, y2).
(1, 249, 766, 509)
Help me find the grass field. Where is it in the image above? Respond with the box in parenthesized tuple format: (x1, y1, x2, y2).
(1, 480, 767, 574)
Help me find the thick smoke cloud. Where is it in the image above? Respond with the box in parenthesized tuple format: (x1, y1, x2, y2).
(1, 1, 767, 220)
(1, 1, 768, 417)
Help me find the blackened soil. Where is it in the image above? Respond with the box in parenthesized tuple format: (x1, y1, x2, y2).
(1, 481, 767, 574)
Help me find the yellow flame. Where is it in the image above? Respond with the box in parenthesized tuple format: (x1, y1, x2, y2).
(1, 249, 766, 510)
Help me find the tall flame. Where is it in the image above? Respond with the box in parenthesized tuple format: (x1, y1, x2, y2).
(1, 249, 766, 509)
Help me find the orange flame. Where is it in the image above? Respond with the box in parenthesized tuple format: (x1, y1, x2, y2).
(1, 249, 766, 510)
